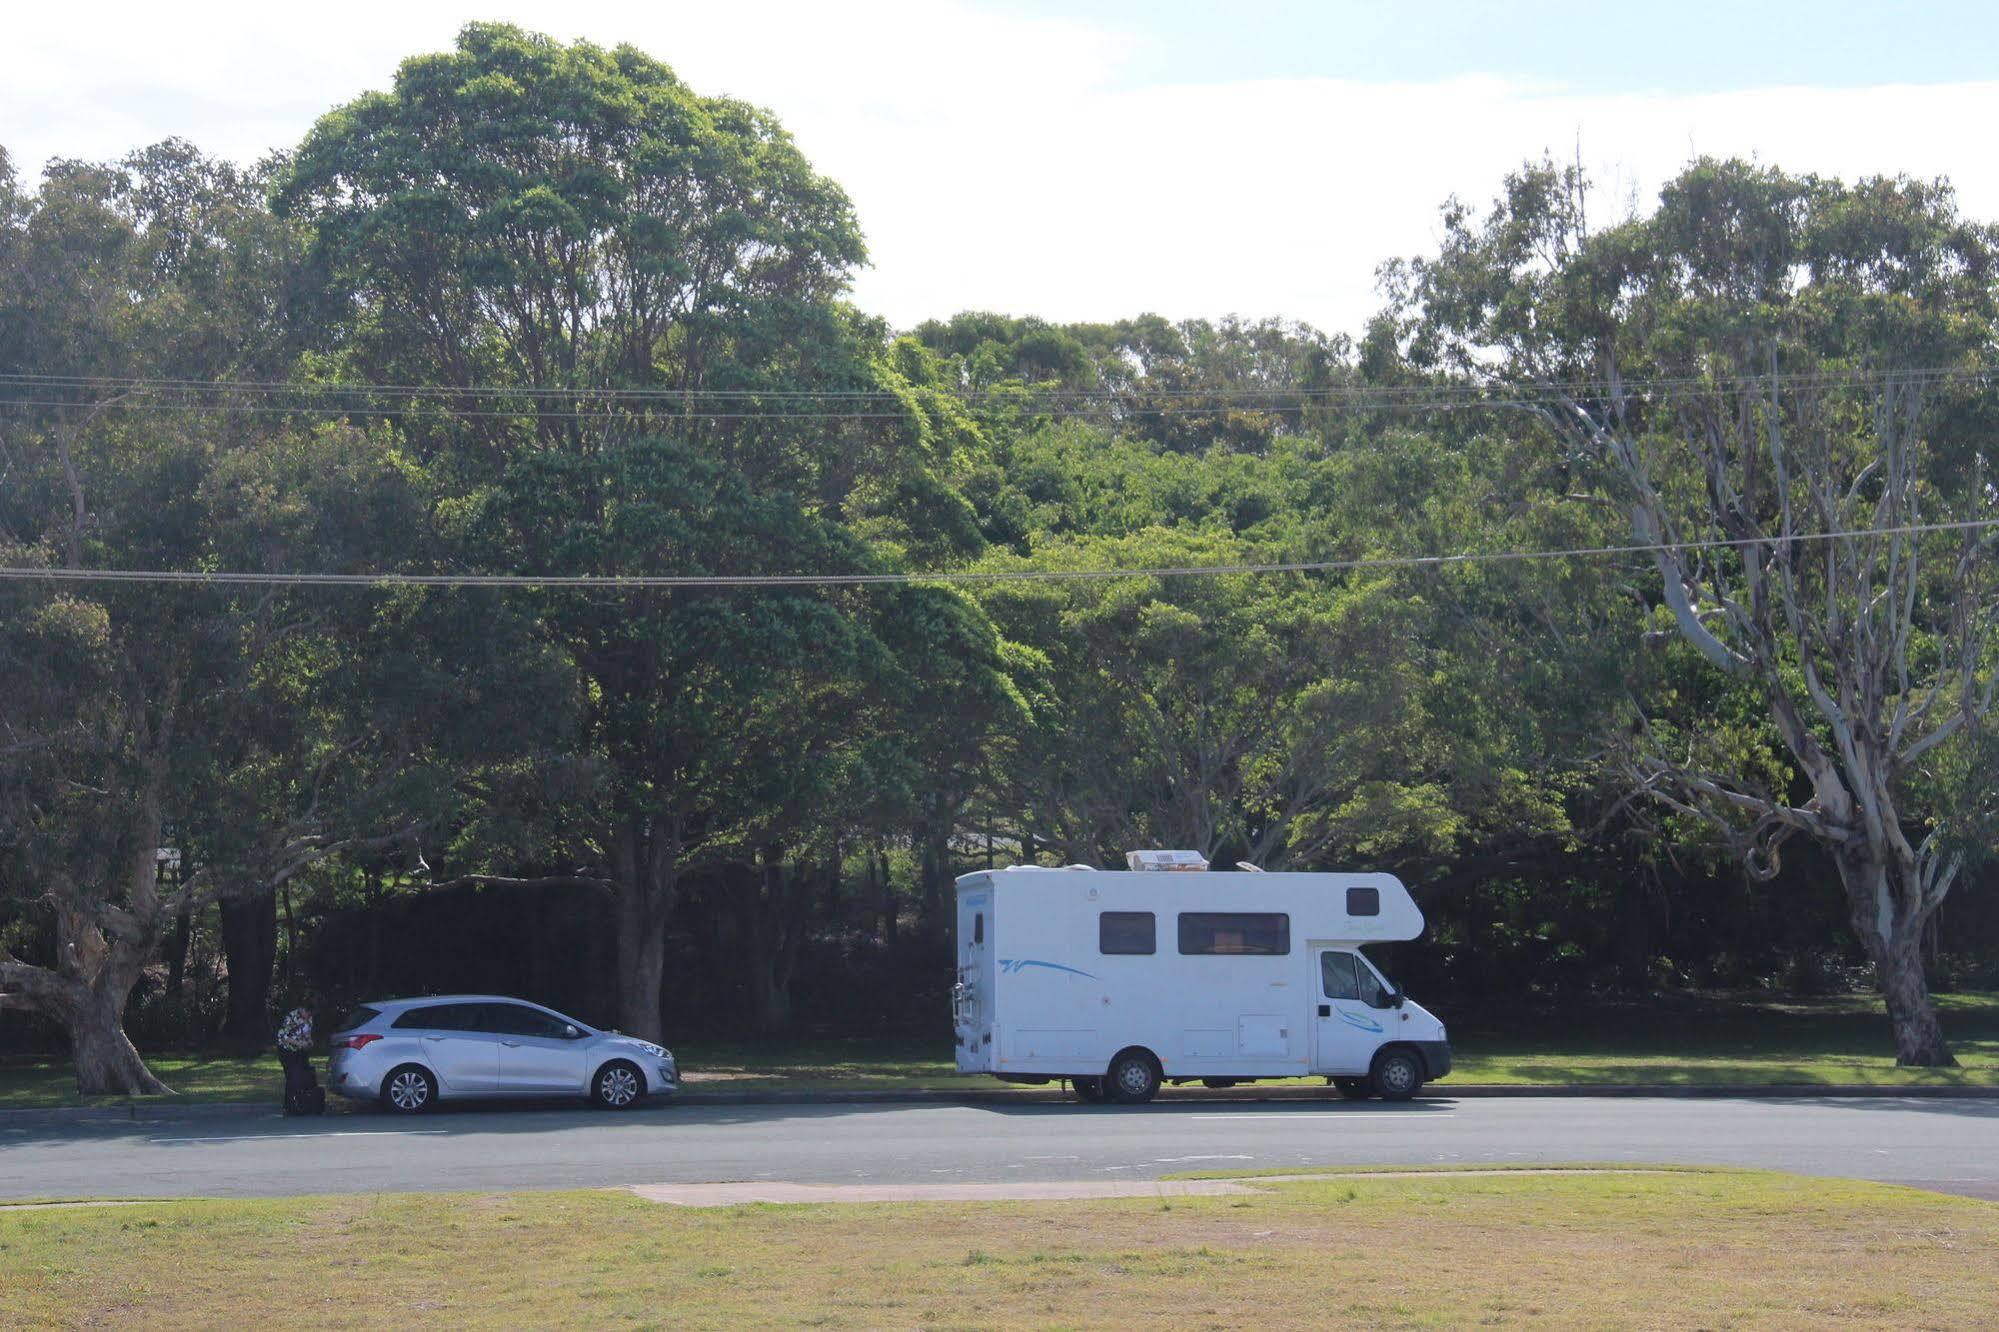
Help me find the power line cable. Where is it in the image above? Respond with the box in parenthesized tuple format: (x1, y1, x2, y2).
(0, 365, 1988, 404)
(2, 518, 1992, 591)
(3, 371, 1986, 423)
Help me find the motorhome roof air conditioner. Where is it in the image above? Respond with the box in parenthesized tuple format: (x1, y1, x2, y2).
(1125, 849, 1208, 872)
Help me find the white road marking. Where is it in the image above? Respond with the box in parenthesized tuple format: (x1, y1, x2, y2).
(148, 1130, 450, 1145)
(1153, 1154, 1255, 1163)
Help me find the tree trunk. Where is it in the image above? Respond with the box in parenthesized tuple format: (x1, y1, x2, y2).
(614, 885, 668, 1042)
(873, 844, 897, 946)
(741, 853, 804, 1037)
(1839, 851, 1955, 1067)
(71, 992, 173, 1097)
(917, 819, 951, 950)
(219, 888, 277, 1045)
(1874, 924, 1954, 1066)
(165, 906, 192, 1000)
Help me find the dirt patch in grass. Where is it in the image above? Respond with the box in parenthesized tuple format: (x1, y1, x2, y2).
(3, 1169, 1995, 1328)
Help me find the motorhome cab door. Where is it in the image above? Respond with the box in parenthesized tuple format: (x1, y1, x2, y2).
(1310, 946, 1392, 1075)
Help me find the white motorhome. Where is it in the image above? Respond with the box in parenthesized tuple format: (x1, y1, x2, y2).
(951, 853, 1450, 1102)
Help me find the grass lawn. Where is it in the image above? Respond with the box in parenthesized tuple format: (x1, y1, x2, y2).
(3, 991, 1995, 1108)
(3, 1168, 1995, 1328)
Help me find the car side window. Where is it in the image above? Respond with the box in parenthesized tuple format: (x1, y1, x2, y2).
(487, 1004, 569, 1038)
(1321, 951, 1361, 1001)
(392, 1004, 461, 1031)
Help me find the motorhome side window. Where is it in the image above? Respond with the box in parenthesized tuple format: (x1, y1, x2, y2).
(1346, 886, 1380, 916)
(1177, 912, 1289, 955)
(1099, 912, 1155, 954)
(973, 913, 984, 945)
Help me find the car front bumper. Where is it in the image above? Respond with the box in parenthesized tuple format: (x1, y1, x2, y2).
(1411, 1040, 1452, 1081)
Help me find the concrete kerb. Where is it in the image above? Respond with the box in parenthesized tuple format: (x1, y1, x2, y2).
(4, 1080, 1996, 1126)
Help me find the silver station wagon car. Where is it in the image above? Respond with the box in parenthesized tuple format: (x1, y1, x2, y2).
(327, 995, 679, 1113)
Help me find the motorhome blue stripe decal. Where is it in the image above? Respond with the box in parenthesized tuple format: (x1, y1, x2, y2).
(996, 958, 1098, 980)
(1337, 1010, 1384, 1033)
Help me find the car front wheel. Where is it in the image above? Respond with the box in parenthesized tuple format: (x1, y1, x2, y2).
(592, 1060, 645, 1109)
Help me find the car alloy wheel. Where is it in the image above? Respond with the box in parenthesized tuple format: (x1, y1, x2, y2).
(384, 1066, 434, 1113)
(596, 1062, 642, 1108)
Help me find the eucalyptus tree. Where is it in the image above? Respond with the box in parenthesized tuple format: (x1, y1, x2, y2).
(0, 142, 440, 1090)
(1396, 157, 1999, 1063)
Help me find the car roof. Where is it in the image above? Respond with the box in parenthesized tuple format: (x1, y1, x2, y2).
(354, 995, 560, 1010)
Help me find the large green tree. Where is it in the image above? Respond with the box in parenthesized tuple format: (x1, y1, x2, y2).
(1394, 158, 1999, 1063)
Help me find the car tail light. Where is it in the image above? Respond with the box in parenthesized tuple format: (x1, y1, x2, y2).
(334, 1033, 383, 1050)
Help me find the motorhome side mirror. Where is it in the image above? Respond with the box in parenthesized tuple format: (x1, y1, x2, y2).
(1391, 990, 1405, 1009)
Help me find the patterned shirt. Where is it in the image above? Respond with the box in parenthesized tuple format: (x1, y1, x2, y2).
(276, 1008, 314, 1053)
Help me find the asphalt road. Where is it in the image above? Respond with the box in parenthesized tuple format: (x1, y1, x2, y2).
(5, 1095, 1997, 1202)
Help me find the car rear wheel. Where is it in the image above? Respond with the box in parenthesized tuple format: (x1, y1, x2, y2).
(1370, 1049, 1423, 1102)
(381, 1064, 437, 1115)
(1105, 1049, 1162, 1105)
(592, 1060, 645, 1109)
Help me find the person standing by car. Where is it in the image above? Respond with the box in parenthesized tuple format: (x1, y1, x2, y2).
(276, 992, 324, 1115)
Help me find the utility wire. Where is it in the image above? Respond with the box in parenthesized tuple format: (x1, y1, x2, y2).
(0, 395, 1545, 421)
(4, 367, 1987, 423)
(2, 519, 1992, 592)
(0, 366, 1989, 399)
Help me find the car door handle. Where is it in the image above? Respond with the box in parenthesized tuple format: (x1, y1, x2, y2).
(502, 1041, 523, 1047)
(423, 1035, 447, 1041)
(1318, 1005, 1331, 1017)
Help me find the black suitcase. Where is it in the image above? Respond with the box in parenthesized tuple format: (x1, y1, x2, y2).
(284, 1084, 327, 1116)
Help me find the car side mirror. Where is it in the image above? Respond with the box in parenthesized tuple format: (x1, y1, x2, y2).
(564, 1024, 581, 1039)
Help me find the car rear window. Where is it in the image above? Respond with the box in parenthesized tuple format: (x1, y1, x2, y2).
(336, 1006, 381, 1032)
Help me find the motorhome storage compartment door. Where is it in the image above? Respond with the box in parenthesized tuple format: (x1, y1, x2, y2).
(1237, 1014, 1289, 1056)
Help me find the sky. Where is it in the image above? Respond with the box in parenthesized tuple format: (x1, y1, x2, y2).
(6, 1, 1999, 336)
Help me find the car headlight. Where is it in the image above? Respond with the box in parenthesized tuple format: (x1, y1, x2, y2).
(637, 1042, 669, 1059)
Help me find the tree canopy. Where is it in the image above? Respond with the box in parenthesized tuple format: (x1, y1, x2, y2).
(4, 27, 1997, 1089)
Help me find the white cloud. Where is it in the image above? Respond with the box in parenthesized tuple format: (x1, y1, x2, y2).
(6, 2, 1997, 335)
